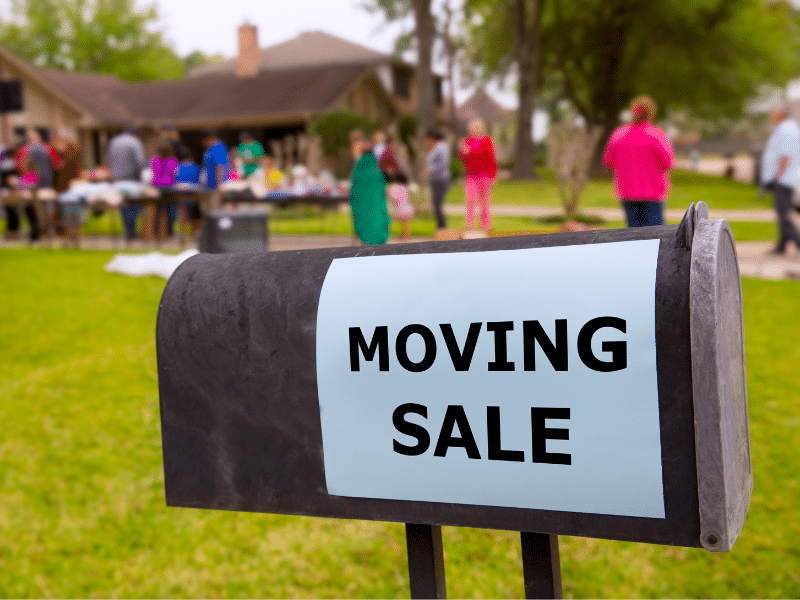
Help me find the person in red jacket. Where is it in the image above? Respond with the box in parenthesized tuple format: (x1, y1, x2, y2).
(459, 119, 497, 232)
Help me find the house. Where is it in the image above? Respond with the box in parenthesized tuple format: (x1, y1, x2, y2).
(0, 25, 445, 168)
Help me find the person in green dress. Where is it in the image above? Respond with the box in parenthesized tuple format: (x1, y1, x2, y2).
(238, 131, 265, 178)
(349, 130, 390, 245)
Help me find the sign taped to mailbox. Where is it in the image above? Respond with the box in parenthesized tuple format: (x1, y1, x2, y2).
(316, 240, 664, 518)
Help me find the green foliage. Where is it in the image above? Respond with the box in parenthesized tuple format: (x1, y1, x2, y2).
(308, 111, 380, 157)
(398, 113, 418, 163)
(450, 155, 465, 179)
(0, 0, 185, 81)
(182, 50, 224, 73)
(0, 249, 799, 597)
(464, 0, 799, 133)
(549, 0, 797, 124)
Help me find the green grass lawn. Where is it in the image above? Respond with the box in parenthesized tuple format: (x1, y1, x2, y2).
(0, 249, 798, 598)
(445, 170, 771, 212)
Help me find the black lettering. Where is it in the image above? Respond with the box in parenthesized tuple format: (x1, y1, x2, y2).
(577, 317, 627, 372)
(523, 319, 568, 371)
(440, 323, 482, 371)
(349, 326, 389, 371)
(531, 408, 571, 465)
(393, 403, 430, 456)
(433, 405, 481, 459)
(487, 321, 515, 371)
(396, 324, 437, 372)
(487, 407, 525, 462)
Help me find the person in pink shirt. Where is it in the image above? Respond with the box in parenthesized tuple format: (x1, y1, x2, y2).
(150, 140, 179, 237)
(603, 95, 674, 227)
(459, 119, 498, 232)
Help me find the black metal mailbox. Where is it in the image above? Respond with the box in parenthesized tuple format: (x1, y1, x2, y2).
(157, 203, 751, 555)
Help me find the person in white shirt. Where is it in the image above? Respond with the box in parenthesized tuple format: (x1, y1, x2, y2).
(761, 102, 800, 254)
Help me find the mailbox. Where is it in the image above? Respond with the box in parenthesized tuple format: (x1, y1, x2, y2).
(157, 202, 751, 553)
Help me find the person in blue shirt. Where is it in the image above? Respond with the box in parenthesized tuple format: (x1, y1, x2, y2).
(202, 129, 229, 191)
(174, 148, 203, 235)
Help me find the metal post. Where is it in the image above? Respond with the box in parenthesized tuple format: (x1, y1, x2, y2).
(520, 532, 562, 599)
(405, 523, 446, 599)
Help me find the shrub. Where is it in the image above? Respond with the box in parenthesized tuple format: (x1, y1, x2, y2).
(308, 111, 379, 157)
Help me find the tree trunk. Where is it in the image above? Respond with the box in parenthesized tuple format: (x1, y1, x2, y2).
(442, 0, 460, 159)
(512, 0, 543, 180)
(413, 0, 436, 139)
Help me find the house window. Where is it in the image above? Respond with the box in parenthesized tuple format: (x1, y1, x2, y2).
(392, 66, 411, 100)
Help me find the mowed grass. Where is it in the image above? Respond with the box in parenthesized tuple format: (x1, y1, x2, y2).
(446, 170, 770, 211)
(1, 249, 798, 598)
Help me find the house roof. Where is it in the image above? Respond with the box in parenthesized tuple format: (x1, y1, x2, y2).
(188, 31, 390, 78)
(457, 89, 511, 123)
(39, 63, 369, 126)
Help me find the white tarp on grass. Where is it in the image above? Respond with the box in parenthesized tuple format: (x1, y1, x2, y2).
(104, 249, 199, 280)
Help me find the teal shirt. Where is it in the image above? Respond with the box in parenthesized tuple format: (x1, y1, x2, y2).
(350, 152, 389, 245)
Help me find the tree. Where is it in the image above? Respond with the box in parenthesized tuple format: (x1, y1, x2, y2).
(364, 0, 438, 180)
(546, 0, 799, 174)
(183, 51, 225, 74)
(464, 0, 798, 175)
(465, 0, 545, 180)
(0, 0, 185, 81)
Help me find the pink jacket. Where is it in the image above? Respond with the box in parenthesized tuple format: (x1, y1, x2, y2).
(603, 122, 674, 201)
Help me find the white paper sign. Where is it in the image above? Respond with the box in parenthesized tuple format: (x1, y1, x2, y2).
(316, 240, 665, 519)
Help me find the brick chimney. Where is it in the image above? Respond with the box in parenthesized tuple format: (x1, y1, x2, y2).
(236, 22, 260, 77)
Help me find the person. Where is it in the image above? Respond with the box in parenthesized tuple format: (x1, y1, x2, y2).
(52, 128, 83, 243)
(378, 136, 413, 240)
(603, 95, 674, 227)
(173, 148, 203, 236)
(107, 125, 147, 240)
(760, 102, 800, 254)
(12, 129, 63, 242)
(459, 119, 497, 232)
(259, 155, 285, 192)
(238, 131, 265, 178)
(373, 130, 387, 162)
(150, 140, 179, 238)
(349, 130, 389, 245)
(425, 129, 451, 230)
(161, 124, 189, 160)
(52, 128, 82, 192)
(201, 129, 229, 205)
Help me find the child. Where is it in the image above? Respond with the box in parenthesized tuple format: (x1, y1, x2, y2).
(174, 149, 203, 236)
(150, 141, 179, 238)
(387, 172, 414, 240)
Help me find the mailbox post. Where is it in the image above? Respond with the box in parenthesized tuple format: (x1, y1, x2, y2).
(156, 202, 751, 597)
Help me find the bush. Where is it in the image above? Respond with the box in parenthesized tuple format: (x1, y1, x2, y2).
(398, 114, 418, 165)
(450, 155, 465, 179)
(308, 111, 379, 157)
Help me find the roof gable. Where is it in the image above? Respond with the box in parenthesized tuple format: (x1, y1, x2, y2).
(188, 30, 391, 78)
(41, 63, 369, 126)
(458, 89, 511, 123)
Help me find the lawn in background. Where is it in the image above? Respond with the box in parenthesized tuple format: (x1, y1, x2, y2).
(0, 249, 798, 598)
(446, 170, 770, 212)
